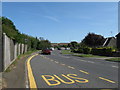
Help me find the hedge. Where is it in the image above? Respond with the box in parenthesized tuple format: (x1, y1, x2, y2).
(77, 47, 92, 54)
(91, 47, 114, 56)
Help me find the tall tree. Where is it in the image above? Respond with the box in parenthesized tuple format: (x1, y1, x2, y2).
(2, 17, 51, 50)
(81, 33, 105, 47)
(69, 41, 78, 49)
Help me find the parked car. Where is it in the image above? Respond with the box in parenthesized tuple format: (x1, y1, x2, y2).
(42, 49, 51, 55)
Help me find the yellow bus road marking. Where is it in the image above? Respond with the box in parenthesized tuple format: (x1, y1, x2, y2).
(41, 74, 89, 86)
(68, 66, 75, 69)
(41, 75, 61, 86)
(61, 64, 65, 65)
(55, 61, 59, 63)
(27, 54, 38, 89)
(99, 77, 116, 83)
(79, 70, 89, 74)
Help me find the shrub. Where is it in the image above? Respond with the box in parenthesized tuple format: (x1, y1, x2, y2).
(77, 47, 91, 54)
(91, 47, 114, 56)
(77, 47, 84, 53)
(83, 47, 92, 54)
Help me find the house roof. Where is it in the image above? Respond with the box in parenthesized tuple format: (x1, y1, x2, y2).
(116, 32, 120, 37)
(51, 43, 69, 46)
(103, 37, 116, 46)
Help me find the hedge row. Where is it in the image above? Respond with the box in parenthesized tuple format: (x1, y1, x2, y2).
(91, 47, 114, 56)
(72, 47, 116, 56)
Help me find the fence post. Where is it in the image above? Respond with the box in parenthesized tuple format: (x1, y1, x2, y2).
(0, 24, 3, 72)
(17, 43, 20, 56)
(3, 33, 11, 71)
(14, 43, 17, 59)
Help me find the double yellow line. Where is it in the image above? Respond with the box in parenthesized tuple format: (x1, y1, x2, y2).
(27, 54, 38, 89)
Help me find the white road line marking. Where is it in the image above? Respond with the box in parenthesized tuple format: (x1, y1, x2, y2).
(80, 60, 87, 62)
(55, 61, 59, 63)
(112, 66, 118, 68)
(59, 55, 70, 58)
(61, 64, 65, 66)
(76, 59, 95, 63)
(68, 66, 75, 69)
(87, 61, 95, 63)
(64, 56, 70, 58)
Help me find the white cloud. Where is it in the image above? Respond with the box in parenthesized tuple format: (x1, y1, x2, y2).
(44, 16, 60, 22)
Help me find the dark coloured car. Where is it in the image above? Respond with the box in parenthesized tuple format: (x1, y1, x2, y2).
(57, 47, 61, 50)
(42, 49, 51, 55)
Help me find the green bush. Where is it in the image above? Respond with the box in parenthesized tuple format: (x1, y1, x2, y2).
(91, 47, 114, 56)
(77, 47, 91, 54)
(83, 47, 92, 54)
(71, 49, 78, 53)
(77, 47, 84, 53)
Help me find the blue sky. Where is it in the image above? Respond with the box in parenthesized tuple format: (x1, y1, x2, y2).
(2, 2, 118, 43)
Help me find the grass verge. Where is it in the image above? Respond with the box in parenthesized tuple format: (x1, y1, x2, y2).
(61, 50, 106, 58)
(105, 57, 120, 62)
(61, 50, 73, 54)
(73, 54, 107, 58)
(5, 50, 38, 72)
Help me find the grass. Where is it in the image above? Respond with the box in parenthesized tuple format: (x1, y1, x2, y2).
(5, 50, 38, 72)
(105, 57, 120, 62)
(61, 50, 106, 58)
(61, 50, 73, 54)
(61, 50, 120, 62)
(73, 54, 106, 58)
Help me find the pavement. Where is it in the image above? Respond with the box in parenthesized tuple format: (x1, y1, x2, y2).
(2, 53, 36, 88)
(27, 50, 119, 88)
(0, 73, 2, 89)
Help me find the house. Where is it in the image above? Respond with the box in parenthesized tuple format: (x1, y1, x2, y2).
(51, 43, 58, 47)
(58, 43, 69, 46)
(103, 37, 116, 47)
(116, 33, 120, 50)
(51, 43, 69, 47)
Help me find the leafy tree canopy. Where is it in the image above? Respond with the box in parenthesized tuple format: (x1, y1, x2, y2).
(81, 33, 105, 47)
(2, 17, 51, 50)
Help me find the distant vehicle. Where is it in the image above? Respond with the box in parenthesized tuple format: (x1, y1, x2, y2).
(42, 49, 51, 55)
(57, 47, 61, 50)
(50, 47, 54, 51)
(65, 48, 70, 50)
(61, 47, 65, 50)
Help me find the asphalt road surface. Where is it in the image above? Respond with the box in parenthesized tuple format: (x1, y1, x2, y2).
(28, 50, 118, 88)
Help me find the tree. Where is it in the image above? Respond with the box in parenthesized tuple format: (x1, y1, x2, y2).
(37, 39, 51, 50)
(2, 17, 19, 40)
(69, 41, 78, 49)
(2, 17, 51, 51)
(81, 33, 105, 47)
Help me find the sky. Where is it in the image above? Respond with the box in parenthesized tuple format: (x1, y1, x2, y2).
(2, 2, 118, 43)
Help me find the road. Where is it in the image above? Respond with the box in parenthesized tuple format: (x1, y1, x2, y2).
(27, 50, 118, 88)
